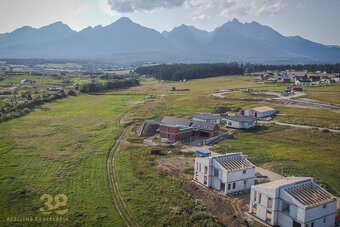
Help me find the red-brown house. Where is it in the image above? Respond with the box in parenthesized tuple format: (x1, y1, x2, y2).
(160, 116, 219, 142)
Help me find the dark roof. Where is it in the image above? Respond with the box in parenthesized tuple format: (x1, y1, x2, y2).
(191, 120, 218, 132)
(226, 116, 256, 123)
(296, 76, 310, 83)
(193, 113, 220, 121)
(160, 116, 191, 126)
(145, 120, 160, 125)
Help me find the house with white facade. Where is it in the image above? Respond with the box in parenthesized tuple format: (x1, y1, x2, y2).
(244, 106, 276, 119)
(194, 153, 255, 194)
(295, 75, 311, 86)
(192, 113, 221, 124)
(224, 116, 256, 129)
(249, 177, 337, 227)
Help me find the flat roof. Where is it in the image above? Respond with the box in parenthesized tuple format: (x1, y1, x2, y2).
(251, 106, 275, 113)
(255, 177, 310, 189)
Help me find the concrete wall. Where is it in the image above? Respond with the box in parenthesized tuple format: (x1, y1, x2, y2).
(194, 158, 211, 186)
(225, 119, 241, 129)
(256, 110, 276, 118)
(225, 119, 255, 129)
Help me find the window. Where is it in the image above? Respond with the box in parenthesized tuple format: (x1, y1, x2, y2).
(282, 201, 290, 213)
(323, 204, 327, 209)
(258, 193, 262, 203)
(204, 166, 207, 174)
(233, 182, 236, 189)
(244, 180, 247, 187)
(266, 210, 272, 223)
(252, 203, 257, 214)
(228, 184, 231, 190)
(199, 163, 201, 172)
(323, 218, 326, 223)
(311, 222, 314, 227)
(306, 224, 309, 227)
(267, 197, 273, 209)
(228, 122, 232, 126)
(253, 191, 257, 201)
(214, 168, 219, 176)
(243, 170, 247, 174)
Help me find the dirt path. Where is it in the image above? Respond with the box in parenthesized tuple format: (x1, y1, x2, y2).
(258, 120, 340, 133)
(106, 113, 139, 227)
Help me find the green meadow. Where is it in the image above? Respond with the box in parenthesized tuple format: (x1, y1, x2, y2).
(0, 93, 142, 226)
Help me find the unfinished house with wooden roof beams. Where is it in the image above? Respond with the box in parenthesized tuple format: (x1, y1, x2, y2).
(194, 153, 255, 194)
(249, 177, 336, 227)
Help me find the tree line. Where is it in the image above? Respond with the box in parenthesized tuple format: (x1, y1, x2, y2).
(0, 90, 75, 123)
(135, 63, 340, 81)
(79, 78, 140, 93)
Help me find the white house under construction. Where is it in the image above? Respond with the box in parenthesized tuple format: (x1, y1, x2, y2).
(249, 177, 336, 227)
(194, 152, 255, 194)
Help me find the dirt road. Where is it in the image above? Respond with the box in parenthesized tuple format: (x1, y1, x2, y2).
(258, 120, 340, 133)
(106, 114, 139, 227)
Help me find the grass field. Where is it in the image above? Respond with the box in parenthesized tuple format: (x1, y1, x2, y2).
(0, 92, 142, 226)
(1, 75, 62, 86)
(211, 125, 340, 196)
(303, 84, 340, 105)
(115, 145, 221, 226)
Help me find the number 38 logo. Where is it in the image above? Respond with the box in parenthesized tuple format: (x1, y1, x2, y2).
(39, 194, 68, 215)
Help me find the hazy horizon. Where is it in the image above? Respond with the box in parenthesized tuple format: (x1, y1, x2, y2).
(0, 0, 340, 46)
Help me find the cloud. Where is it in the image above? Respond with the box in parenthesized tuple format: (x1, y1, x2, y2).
(219, 0, 285, 18)
(106, 0, 186, 13)
(105, 0, 285, 20)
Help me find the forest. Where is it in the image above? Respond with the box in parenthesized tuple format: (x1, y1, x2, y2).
(135, 63, 340, 81)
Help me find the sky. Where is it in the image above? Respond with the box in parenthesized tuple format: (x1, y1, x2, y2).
(0, 0, 339, 45)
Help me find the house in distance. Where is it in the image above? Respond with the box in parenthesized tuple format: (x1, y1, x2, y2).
(243, 106, 276, 119)
(194, 152, 255, 194)
(224, 116, 256, 129)
(159, 116, 220, 143)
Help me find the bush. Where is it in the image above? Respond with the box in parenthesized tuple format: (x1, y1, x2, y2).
(67, 90, 77, 96)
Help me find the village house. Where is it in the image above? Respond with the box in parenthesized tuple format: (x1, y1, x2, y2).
(295, 75, 310, 86)
(159, 117, 193, 143)
(224, 116, 256, 129)
(309, 75, 321, 85)
(192, 113, 221, 124)
(321, 75, 336, 84)
(244, 106, 276, 119)
(249, 177, 336, 227)
(159, 116, 220, 142)
(277, 76, 292, 83)
(21, 79, 34, 85)
(191, 120, 220, 138)
(194, 152, 255, 194)
(333, 76, 340, 83)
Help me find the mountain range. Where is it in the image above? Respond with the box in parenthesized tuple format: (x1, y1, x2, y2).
(0, 17, 339, 64)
